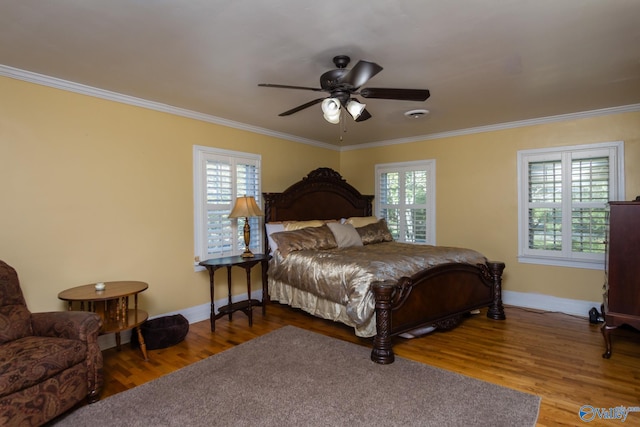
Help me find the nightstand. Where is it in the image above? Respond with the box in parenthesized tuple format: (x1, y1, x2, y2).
(199, 254, 269, 331)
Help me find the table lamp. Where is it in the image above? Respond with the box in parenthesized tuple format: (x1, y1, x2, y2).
(228, 196, 264, 257)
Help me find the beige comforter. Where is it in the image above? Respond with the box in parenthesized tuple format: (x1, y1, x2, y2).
(268, 241, 487, 329)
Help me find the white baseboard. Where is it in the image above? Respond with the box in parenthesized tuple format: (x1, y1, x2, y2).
(502, 290, 600, 318)
(98, 289, 263, 350)
(98, 289, 599, 350)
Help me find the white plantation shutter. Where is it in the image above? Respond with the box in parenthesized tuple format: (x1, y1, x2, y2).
(234, 162, 261, 252)
(376, 161, 435, 244)
(404, 170, 429, 243)
(518, 141, 623, 269)
(205, 158, 234, 256)
(571, 156, 610, 254)
(194, 146, 261, 263)
(527, 159, 563, 251)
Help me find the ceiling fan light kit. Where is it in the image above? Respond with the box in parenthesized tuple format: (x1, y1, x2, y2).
(259, 55, 430, 125)
(320, 97, 367, 124)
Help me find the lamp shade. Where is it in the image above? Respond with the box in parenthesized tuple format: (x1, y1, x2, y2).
(346, 99, 366, 120)
(228, 196, 263, 218)
(323, 112, 341, 124)
(321, 98, 341, 115)
(321, 98, 341, 124)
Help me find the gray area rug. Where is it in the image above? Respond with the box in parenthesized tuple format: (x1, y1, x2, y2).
(54, 326, 540, 426)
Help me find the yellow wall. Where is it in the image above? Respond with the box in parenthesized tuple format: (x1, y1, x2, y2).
(340, 112, 640, 302)
(2, 75, 638, 316)
(0, 76, 339, 313)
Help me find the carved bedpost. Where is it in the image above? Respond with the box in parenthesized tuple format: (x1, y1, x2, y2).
(486, 261, 506, 320)
(371, 281, 396, 364)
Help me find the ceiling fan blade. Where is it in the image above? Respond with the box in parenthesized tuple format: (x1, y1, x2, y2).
(278, 98, 325, 116)
(355, 108, 372, 122)
(259, 83, 323, 92)
(360, 88, 430, 101)
(340, 60, 383, 89)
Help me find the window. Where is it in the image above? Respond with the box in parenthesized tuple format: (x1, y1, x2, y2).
(375, 160, 436, 244)
(517, 141, 624, 269)
(193, 146, 261, 265)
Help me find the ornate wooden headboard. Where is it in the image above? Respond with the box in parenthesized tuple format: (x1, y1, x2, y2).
(263, 168, 373, 224)
(261, 168, 373, 251)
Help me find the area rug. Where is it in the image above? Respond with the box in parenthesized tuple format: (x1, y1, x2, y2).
(54, 326, 540, 426)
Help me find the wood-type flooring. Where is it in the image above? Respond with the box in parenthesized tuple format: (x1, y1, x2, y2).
(100, 303, 640, 426)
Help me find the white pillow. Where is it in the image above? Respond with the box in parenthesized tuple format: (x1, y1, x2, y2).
(327, 222, 363, 248)
(265, 223, 286, 253)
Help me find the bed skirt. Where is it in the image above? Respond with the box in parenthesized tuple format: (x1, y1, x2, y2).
(268, 278, 377, 337)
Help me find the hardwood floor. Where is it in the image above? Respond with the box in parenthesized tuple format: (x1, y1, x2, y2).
(100, 303, 640, 426)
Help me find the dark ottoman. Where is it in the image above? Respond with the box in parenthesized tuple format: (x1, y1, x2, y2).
(131, 314, 189, 350)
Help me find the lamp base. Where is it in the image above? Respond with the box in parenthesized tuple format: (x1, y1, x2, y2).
(241, 217, 254, 257)
(241, 249, 255, 258)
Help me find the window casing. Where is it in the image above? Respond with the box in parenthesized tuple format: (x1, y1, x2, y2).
(517, 141, 624, 269)
(375, 160, 436, 244)
(193, 146, 261, 265)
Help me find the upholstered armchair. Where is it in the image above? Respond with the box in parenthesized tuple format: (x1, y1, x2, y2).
(0, 260, 103, 426)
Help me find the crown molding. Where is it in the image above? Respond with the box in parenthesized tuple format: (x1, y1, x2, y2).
(3, 64, 637, 153)
(0, 65, 340, 152)
(340, 103, 640, 151)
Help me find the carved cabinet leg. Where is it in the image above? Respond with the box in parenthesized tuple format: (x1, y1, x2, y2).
(601, 323, 616, 359)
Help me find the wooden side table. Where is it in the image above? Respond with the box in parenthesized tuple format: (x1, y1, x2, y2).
(58, 281, 150, 360)
(199, 254, 269, 332)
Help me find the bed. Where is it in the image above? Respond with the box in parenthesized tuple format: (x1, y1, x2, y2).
(263, 167, 505, 364)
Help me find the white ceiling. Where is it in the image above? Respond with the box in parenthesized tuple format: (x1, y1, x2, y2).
(2, 0, 639, 147)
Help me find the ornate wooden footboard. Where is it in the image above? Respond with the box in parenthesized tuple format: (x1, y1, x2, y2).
(371, 261, 505, 364)
(264, 167, 506, 364)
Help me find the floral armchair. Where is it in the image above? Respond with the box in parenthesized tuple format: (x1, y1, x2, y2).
(0, 260, 103, 426)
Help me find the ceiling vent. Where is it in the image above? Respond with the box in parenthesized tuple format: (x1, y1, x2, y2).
(404, 109, 430, 119)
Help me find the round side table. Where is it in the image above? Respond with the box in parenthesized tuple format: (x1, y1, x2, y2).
(58, 281, 149, 360)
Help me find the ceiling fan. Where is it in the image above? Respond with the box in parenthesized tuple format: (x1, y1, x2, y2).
(258, 55, 430, 124)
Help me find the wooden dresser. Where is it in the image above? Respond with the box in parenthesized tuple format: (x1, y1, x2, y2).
(601, 197, 640, 358)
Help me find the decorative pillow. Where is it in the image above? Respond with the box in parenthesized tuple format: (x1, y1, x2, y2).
(265, 222, 286, 253)
(270, 224, 337, 257)
(345, 216, 379, 228)
(283, 220, 325, 231)
(327, 222, 363, 248)
(356, 219, 394, 245)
